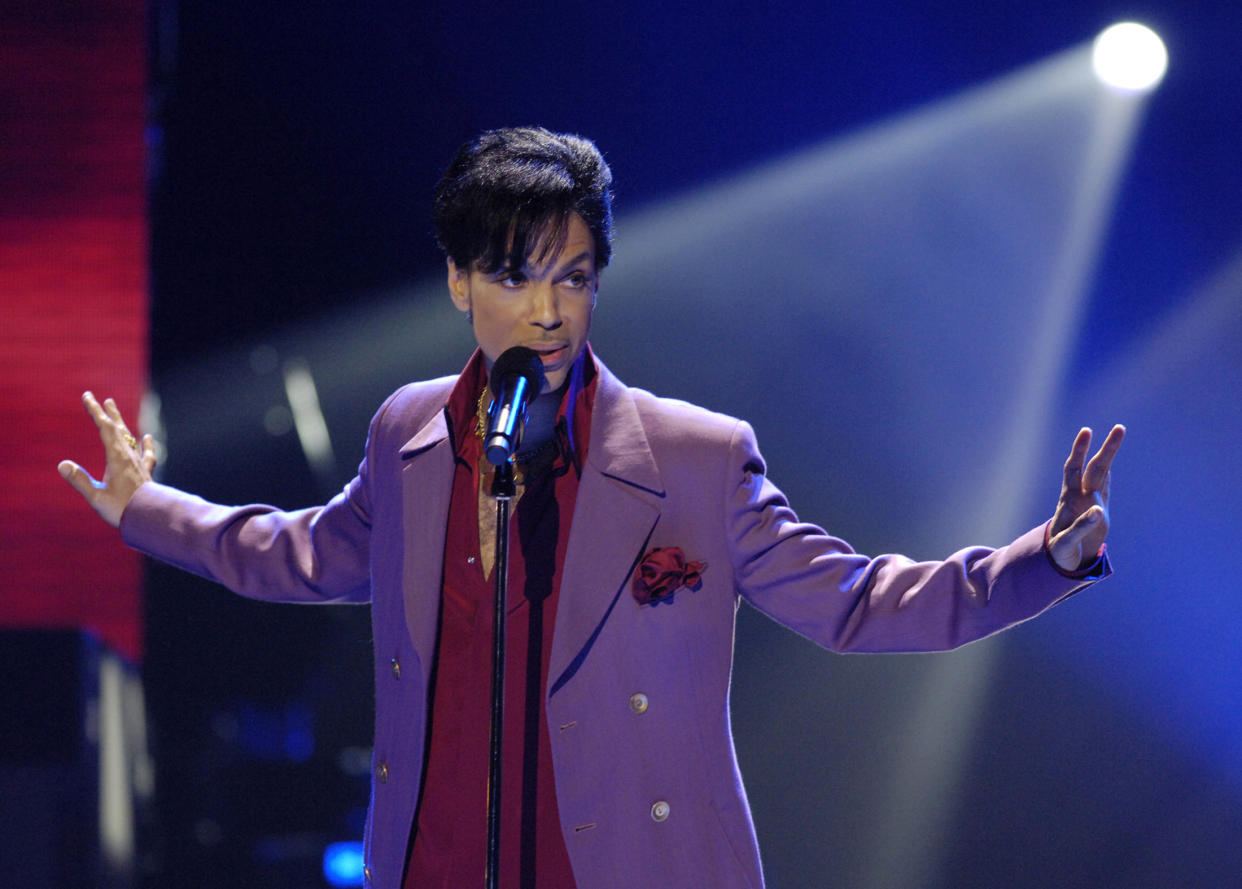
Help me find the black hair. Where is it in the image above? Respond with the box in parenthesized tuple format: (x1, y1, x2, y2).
(433, 127, 614, 274)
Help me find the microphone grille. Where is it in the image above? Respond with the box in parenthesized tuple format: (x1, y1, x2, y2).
(488, 346, 547, 396)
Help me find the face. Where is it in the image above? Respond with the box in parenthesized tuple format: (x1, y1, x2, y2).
(448, 213, 598, 393)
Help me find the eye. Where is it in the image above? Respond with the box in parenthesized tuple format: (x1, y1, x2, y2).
(497, 270, 527, 289)
(562, 270, 592, 289)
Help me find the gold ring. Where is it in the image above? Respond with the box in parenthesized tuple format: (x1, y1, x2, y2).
(120, 430, 138, 449)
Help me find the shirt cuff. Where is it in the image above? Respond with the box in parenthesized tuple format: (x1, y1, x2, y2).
(1043, 520, 1107, 579)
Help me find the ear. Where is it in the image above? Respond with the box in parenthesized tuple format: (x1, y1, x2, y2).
(447, 258, 471, 314)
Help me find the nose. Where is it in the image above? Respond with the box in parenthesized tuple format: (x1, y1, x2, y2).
(528, 281, 562, 330)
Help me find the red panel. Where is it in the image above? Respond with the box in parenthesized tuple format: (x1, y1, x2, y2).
(0, 0, 148, 661)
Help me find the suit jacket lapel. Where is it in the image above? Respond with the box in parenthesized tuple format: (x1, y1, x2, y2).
(548, 359, 665, 696)
(398, 405, 455, 674)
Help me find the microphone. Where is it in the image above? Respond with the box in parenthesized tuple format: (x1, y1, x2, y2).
(484, 346, 547, 467)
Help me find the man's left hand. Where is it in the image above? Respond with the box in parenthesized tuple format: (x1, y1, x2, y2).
(1047, 424, 1126, 572)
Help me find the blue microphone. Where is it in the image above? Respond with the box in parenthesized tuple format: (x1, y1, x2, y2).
(484, 346, 546, 467)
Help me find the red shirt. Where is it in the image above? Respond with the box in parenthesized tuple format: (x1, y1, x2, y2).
(404, 348, 596, 889)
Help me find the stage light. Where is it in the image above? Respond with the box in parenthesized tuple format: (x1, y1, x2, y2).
(1092, 22, 1167, 93)
(323, 841, 365, 887)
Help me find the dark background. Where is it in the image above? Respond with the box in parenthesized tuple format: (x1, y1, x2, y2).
(149, 1, 1238, 373)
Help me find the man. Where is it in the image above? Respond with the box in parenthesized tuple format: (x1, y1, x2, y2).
(60, 127, 1124, 889)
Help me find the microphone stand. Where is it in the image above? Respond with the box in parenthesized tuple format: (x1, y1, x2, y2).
(480, 346, 542, 889)
(485, 459, 516, 889)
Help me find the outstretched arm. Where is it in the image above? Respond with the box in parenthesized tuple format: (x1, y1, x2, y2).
(58, 391, 156, 527)
(60, 389, 374, 604)
(1046, 424, 1126, 572)
(726, 416, 1121, 653)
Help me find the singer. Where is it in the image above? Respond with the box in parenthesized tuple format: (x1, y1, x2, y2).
(59, 127, 1124, 889)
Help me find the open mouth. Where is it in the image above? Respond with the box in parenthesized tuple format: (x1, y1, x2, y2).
(531, 345, 568, 364)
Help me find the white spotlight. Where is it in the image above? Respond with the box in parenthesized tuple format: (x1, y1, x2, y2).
(1092, 22, 1168, 93)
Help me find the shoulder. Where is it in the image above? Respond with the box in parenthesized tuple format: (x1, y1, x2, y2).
(594, 367, 769, 518)
(364, 374, 457, 448)
(627, 385, 747, 448)
(594, 352, 742, 440)
(381, 375, 458, 419)
(595, 357, 759, 471)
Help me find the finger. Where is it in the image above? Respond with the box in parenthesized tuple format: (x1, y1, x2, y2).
(83, 391, 127, 446)
(1083, 424, 1126, 489)
(1050, 505, 1107, 568)
(1062, 427, 1093, 490)
(82, 390, 111, 427)
(103, 397, 126, 426)
(1065, 505, 1106, 543)
(141, 434, 157, 472)
(86, 393, 136, 450)
(57, 459, 100, 500)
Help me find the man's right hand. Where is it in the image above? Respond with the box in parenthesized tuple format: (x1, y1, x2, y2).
(58, 391, 157, 528)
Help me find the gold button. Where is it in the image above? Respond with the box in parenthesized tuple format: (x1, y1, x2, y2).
(363, 865, 372, 883)
(377, 761, 389, 783)
(391, 657, 401, 679)
(651, 800, 670, 822)
(629, 692, 649, 714)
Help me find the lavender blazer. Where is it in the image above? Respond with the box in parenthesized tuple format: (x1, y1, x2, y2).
(121, 354, 1106, 888)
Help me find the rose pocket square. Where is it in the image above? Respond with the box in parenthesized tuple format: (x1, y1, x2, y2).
(632, 546, 706, 605)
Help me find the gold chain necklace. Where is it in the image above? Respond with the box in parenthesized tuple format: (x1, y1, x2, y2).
(474, 386, 491, 444)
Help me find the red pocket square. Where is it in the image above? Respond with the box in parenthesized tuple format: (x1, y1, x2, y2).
(632, 547, 706, 605)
